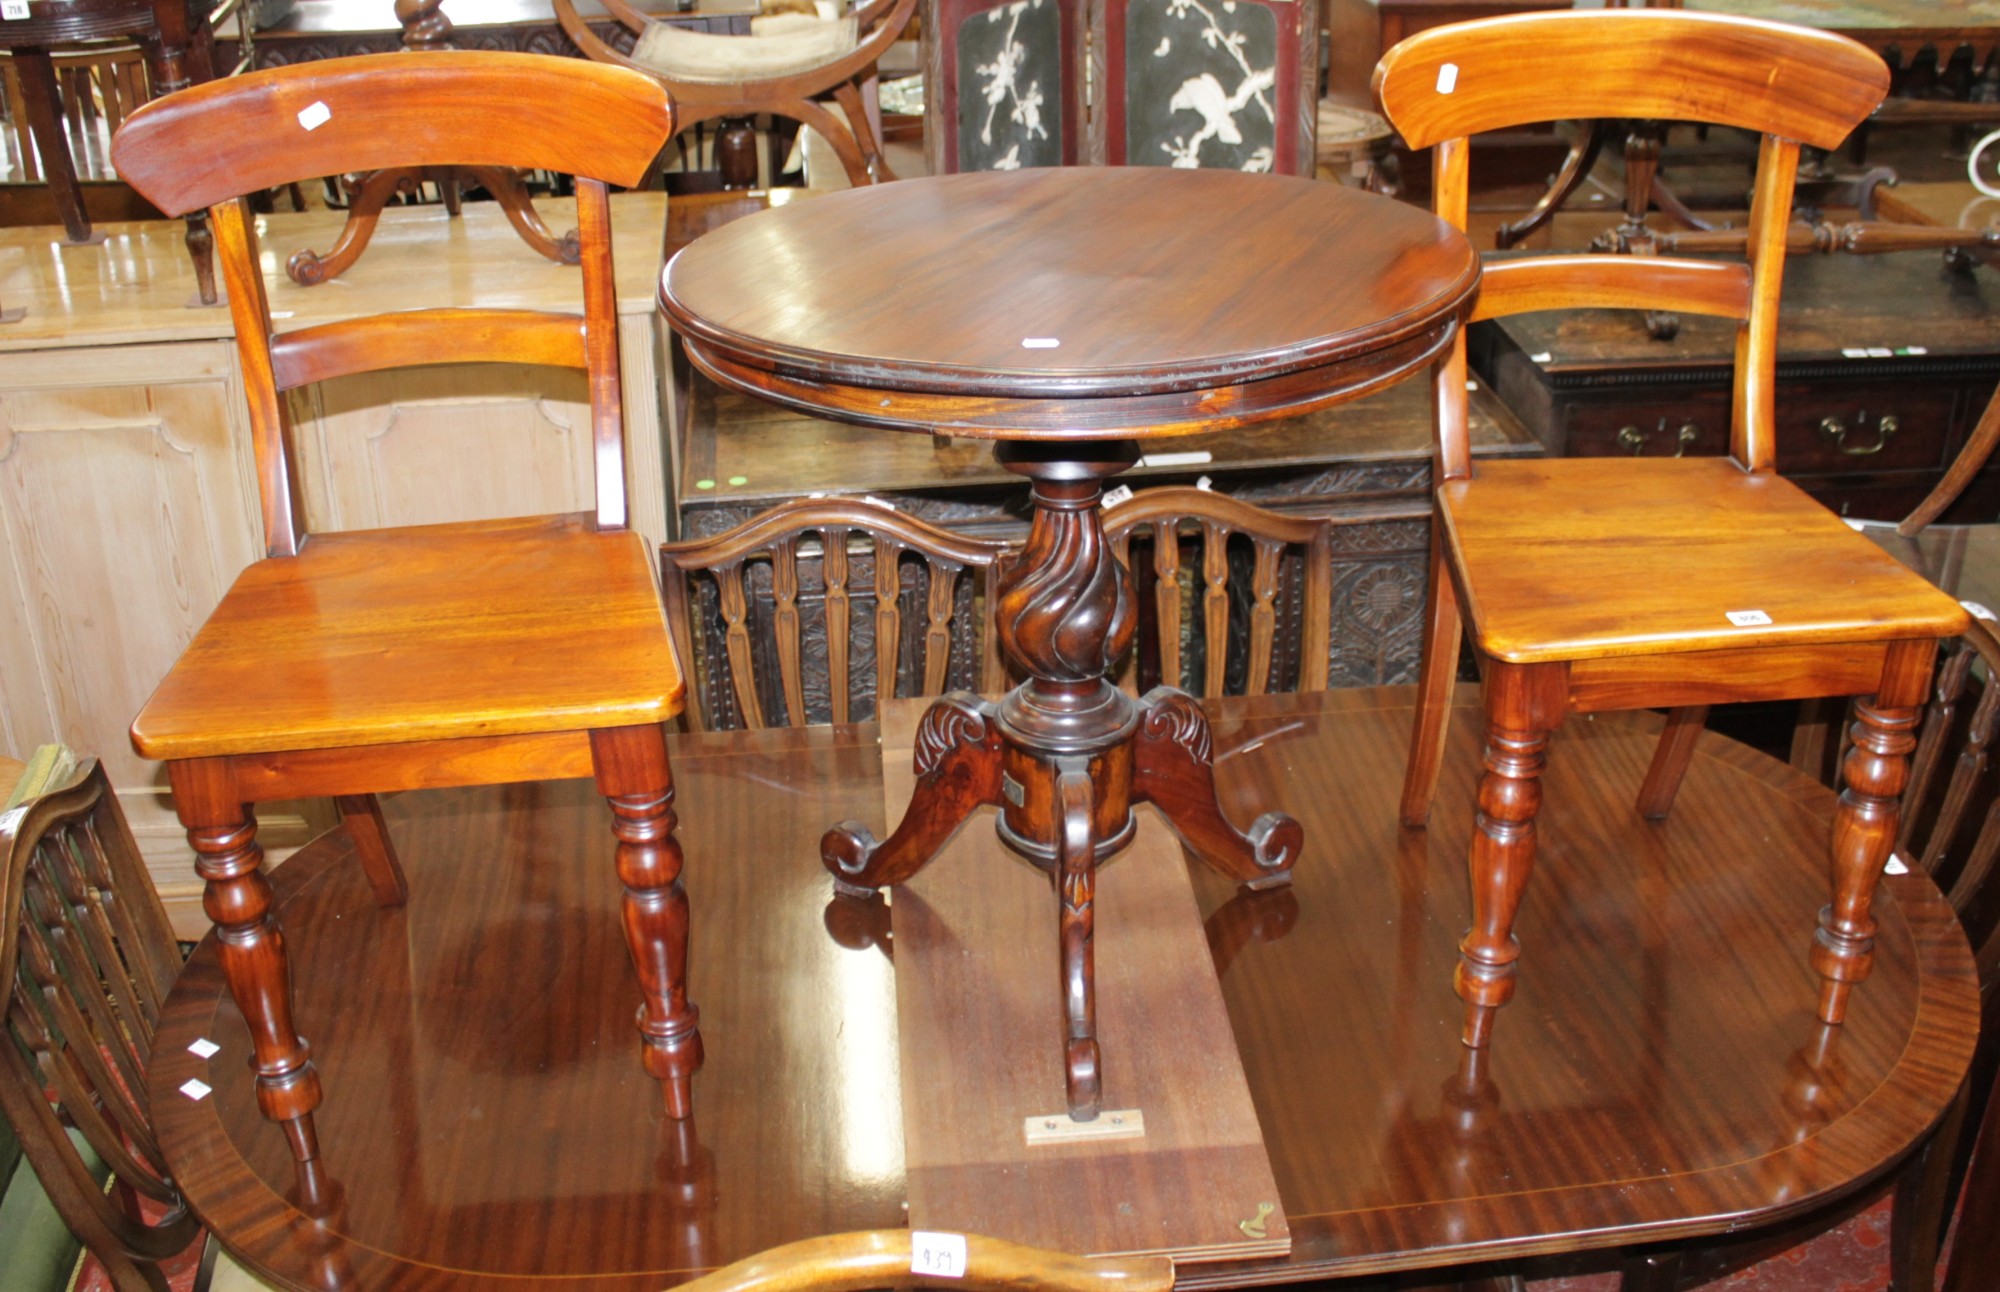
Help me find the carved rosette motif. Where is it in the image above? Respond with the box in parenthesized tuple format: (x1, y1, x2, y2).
(1140, 689, 1213, 763)
(913, 693, 993, 776)
(998, 493, 1134, 684)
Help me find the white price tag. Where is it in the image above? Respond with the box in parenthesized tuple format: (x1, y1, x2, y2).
(912, 1232, 967, 1279)
(1021, 337, 1060, 350)
(296, 100, 332, 131)
(1726, 609, 1773, 627)
(1, 2, 31, 21)
(179, 1078, 212, 1101)
(1435, 62, 1459, 94)
(187, 1037, 220, 1059)
(1884, 852, 1910, 875)
(1101, 484, 1134, 508)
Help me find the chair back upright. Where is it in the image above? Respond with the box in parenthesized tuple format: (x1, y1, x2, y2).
(0, 761, 194, 1292)
(107, 52, 675, 556)
(1372, 10, 1887, 482)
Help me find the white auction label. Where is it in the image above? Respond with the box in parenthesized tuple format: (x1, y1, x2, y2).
(1726, 609, 1773, 626)
(2, 2, 31, 21)
(179, 1078, 212, 1101)
(911, 1232, 968, 1279)
(297, 101, 332, 131)
(1435, 62, 1459, 94)
(187, 1037, 221, 1059)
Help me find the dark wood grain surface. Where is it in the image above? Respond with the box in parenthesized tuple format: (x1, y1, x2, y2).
(660, 169, 1478, 435)
(147, 688, 1977, 1290)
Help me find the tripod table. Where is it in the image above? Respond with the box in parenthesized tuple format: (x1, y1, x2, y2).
(661, 167, 1480, 1119)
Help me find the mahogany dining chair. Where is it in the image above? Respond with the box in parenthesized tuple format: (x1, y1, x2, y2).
(660, 498, 1011, 730)
(1379, 10, 1971, 1048)
(106, 52, 697, 1163)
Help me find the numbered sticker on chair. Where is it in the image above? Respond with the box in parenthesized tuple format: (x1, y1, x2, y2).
(1726, 609, 1773, 627)
(1, 2, 31, 21)
(1435, 62, 1459, 94)
(911, 1232, 968, 1279)
(297, 100, 332, 131)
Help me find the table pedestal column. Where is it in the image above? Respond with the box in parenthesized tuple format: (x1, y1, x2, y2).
(822, 439, 1301, 1120)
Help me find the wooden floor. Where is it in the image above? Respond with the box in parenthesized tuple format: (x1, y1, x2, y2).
(147, 687, 1976, 1290)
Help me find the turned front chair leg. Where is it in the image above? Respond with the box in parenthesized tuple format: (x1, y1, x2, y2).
(1457, 661, 1567, 1049)
(1815, 641, 1933, 1024)
(591, 725, 703, 1119)
(167, 759, 321, 1161)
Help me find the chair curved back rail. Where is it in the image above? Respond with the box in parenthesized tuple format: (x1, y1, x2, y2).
(0, 760, 197, 1292)
(1372, 10, 1887, 480)
(661, 499, 1012, 731)
(107, 51, 675, 555)
(664, 1230, 1174, 1292)
(554, 0, 914, 185)
(1102, 486, 1333, 698)
(108, 50, 673, 213)
(1371, 9, 1886, 153)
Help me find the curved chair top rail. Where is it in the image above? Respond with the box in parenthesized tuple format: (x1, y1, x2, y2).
(1100, 485, 1332, 547)
(1373, 10, 1887, 153)
(667, 1230, 1174, 1292)
(661, 497, 1013, 571)
(111, 50, 674, 216)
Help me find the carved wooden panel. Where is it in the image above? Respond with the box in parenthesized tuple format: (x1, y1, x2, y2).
(0, 342, 328, 935)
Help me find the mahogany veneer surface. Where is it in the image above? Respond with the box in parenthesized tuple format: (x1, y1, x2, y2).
(660, 168, 1478, 418)
(130, 513, 683, 758)
(881, 700, 1288, 1264)
(1442, 457, 1970, 663)
(148, 690, 1977, 1289)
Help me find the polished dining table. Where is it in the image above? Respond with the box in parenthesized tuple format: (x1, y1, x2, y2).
(148, 685, 1978, 1290)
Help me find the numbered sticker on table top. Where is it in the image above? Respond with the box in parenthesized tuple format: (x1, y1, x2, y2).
(911, 1231, 968, 1279)
(1, 2, 32, 21)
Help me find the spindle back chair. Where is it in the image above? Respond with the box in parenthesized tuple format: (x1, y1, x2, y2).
(661, 1230, 1173, 1292)
(1102, 487, 1333, 698)
(1375, 10, 1969, 1049)
(0, 760, 196, 1292)
(662, 499, 1010, 730)
(105, 53, 697, 1163)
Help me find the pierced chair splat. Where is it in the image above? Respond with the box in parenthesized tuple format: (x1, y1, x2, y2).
(660, 497, 1012, 731)
(108, 51, 698, 1162)
(1378, 9, 1970, 1048)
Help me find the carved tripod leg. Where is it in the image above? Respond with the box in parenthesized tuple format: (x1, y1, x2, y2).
(1458, 661, 1567, 1049)
(1494, 120, 1605, 250)
(462, 167, 583, 265)
(1131, 687, 1301, 888)
(1815, 641, 1933, 1024)
(1055, 761, 1102, 1120)
(822, 692, 1005, 896)
(287, 168, 421, 285)
(592, 725, 703, 1119)
(167, 760, 321, 1162)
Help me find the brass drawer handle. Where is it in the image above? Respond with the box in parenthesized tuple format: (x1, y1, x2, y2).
(1617, 420, 1700, 457)
(1819, 413, 1899, 456)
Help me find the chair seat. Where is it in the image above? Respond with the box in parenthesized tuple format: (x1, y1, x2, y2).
(131, 513, 684, 760)
(632, 13, 860, 85)
(1441, 457, 1970, 664)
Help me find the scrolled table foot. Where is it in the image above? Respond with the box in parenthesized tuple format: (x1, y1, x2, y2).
(1056, 762, 1102, 1121)
(1132, 686, 1301, 887)
(821, 692, 1004, 893)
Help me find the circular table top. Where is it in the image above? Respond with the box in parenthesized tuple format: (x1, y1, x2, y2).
(661, 169, 1479, 438)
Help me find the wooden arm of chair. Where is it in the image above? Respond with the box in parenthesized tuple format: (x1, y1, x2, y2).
(1900, 384, 2000, 537)
(667, 1231, 1175, 1292)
